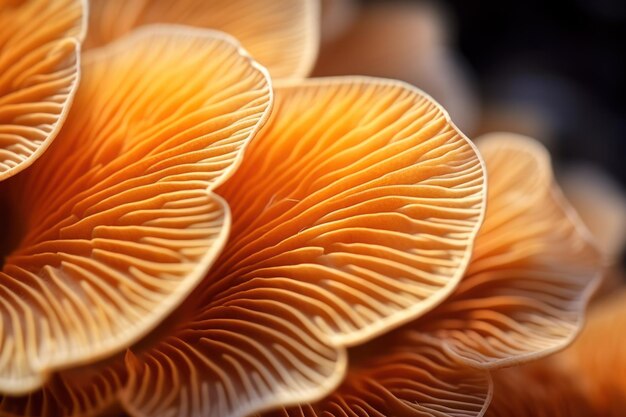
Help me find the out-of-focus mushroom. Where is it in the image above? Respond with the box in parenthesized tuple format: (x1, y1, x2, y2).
(415, 133, 602, 367)
(111, 77, 486, 417)
(484, 288, 626, 417)
(557, 289, 626, 415)
(257, 134, 601, 417)
(560, 164, 626, 262)
(478, 103, 554, 146)
(485, 363, 593, 417)
(0, 0, 85, 181)
(319, 0, 358, 44)
(85, 0, 320, 79)
(0, 25, 272, 394)
(560, 165, 626, 298)
(313, 2, 480, 133)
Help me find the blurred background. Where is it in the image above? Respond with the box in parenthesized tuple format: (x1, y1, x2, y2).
(316, 0, 626, 270)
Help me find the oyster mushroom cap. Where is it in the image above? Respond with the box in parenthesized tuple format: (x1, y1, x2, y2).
(1, 76, 486, 417)
(417, 133, 603, 368)
(209, 77, 487, 346)
(0, 25, 272, 394)
(118, 76, 487, 417)
(0, 0, 86, 181)
(256, 133, 603, 417)
(85, 0, 320, 79)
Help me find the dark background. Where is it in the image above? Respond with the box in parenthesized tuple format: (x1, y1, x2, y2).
(442, 0, 626, 185)
(448, 0, 626, 268)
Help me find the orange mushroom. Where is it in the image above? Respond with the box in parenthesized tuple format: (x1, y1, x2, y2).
(254, 134, 601, 417)
(485, 363, 593, 417)
(0, 26, 272, 394)
(0, 1, 605, 416)
(0, 87, 601, 417)
(2, 76, 486, 417)
(0, 42, 601, 417)
(85, 0, 320, 79)
(116, 77, 486, 417)
(263, 333, 492, 417)
(0, 0, 85, 181)
(556, 289, 626, 415)
(561, 165, 626, 261)
(417, 133, 602, 368)
(484, 288, 626, 417)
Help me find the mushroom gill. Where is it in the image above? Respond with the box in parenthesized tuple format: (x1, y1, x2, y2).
(0, 360, 127, 417)
(114, 77, 486, 417)
(416, 133, 602, 368)
(0, 92, 603, 417)
(0, 0, 85, 181)
(85, 0, 320, 79)
(0, 26, 272, 394)
(263, 333, 492, 417)
(254, 133, 601, 417)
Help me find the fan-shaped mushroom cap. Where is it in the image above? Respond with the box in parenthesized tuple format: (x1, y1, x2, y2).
(85, 0, 320, 79)
(115, 77, 486, 417)
(0, 0, 85, 181)
(264, 333, 492, 417)
(256, 133, 604, 417)
(0, 25, 272, 394)
(415, 133, 602, 368)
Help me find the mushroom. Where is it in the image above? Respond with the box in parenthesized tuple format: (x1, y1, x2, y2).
(85, 0, 320, 79)
(0, 25, 272, 394)
(256, 134, 601, 417)
(0, 359, 127, 417)
(0, 74, 602, 417)
(557, 289, 626, 415)
(114, 77, 486, 417)
(485, 362, 593, 417)
(0, 0, 85, 181)
(2, 76, 486, 417)
(416, 133, 603, 367)
(263, 333, 492, 417)
(560, 164, 626, 262)
(484, 289, 626, 417)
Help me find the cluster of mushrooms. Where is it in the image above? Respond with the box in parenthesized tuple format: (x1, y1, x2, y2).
(0, 1, 623, 417)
